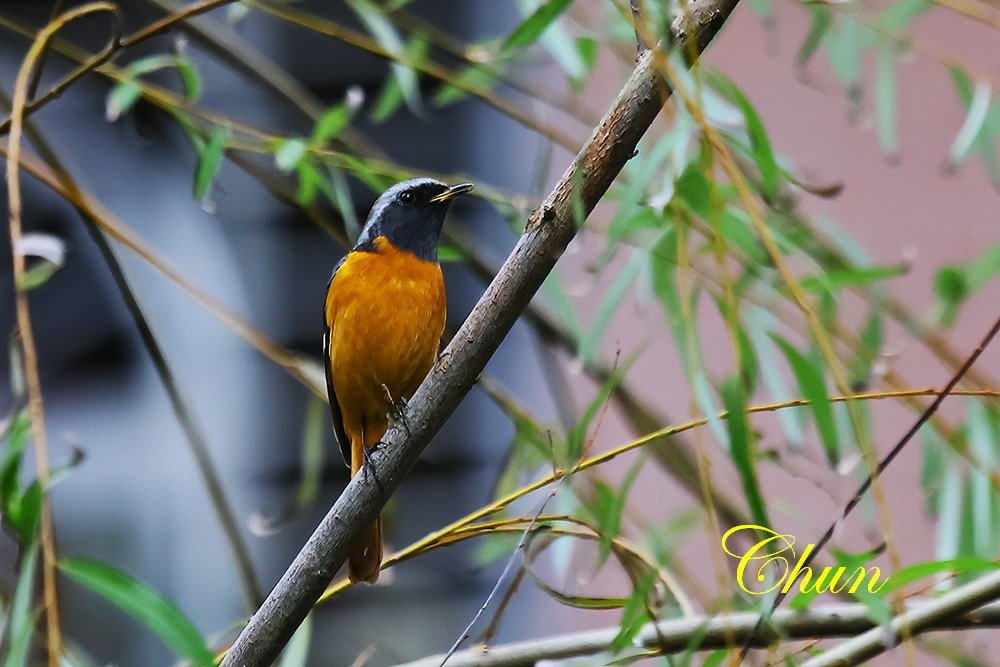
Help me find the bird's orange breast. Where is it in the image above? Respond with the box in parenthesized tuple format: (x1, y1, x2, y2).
(325, 236, 446, 436)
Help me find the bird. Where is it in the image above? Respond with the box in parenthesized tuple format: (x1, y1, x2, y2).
(323, 177, 473, 583)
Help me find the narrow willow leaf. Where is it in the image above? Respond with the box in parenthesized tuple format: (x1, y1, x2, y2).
(747, 0, 772, 24)
(325, 165, 359, 241)
(312, 105, 352, 146)
(59, 559, 214, 666)
(542, 270, 584, 344)
(435, 243, 464, 262)
(878, 0, 930, 30)
(501, 0, 574, 57)
(125, 54, 177, 77)
(850, 308, 884, 387)
(173, 55, 203, 101)
(432, 64, 494, 108)
(875, 42, 899, 155)
(800, 265, 905, 294)
(885, 557, 1000, 592)
(771, 335, 840, 466)
(798, 5, 831, 69)
(707, 73, 780, 198)
(577, 250, 643, 365)
(966, 242, 1000, 291)
(824, 16, 871, 91)
(593, 458, 642, 568)
(967, 399, 1000, 556)
(105, 80, 142, 122)
(722, 376, 769, 526)
(278, 612, 313, 667)
(275, 138, 308, 174)
(3, 542, 39, 667)
(949, 81, 991, 164)
(370, 74, 405, 123)
(933, 266, 968, 327)
(193, 125, 230, 201)
(567, 348, 642, 460)
(747, 308, 805, 448)
(294, 397, 326, 511)
(934, 461, 963, 568)
(650, 230, 728, 448)
(347, 0, 421, 113)
(920, 425, 946, 516)
(611, 571, 656, 652)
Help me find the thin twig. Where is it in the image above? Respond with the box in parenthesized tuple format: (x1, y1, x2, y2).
(440, 489, 557, 666)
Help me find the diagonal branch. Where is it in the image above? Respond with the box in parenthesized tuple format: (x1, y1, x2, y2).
(219, 0, 741, 663)
(396, 600, 1000, 667)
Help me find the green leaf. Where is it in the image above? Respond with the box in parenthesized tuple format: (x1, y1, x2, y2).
(707, 73, 780, 199)
(949, 80, 991, 164)
(432, 64, 495, 107)
(797, 5, 831, 69)
(933, 266, 968, 327)
(920, 425, 946, 516)
(935, 461, 964, 564)
(436, 243, 465, 262)
(588, 458, 642, 568)
(4, 542, 39, 667)
(347, 0, 422, 113)
(800, 265, 905, 294)
(885, 558, 1000, 592)
(105, 80, 142, 122)
(500, 0, 575, 58)
(575, 37, 599, 79)
(748, 307, 805, 448)
(17, 262, 60, 291)
(875, 42, 899, 155)
(59, 559, 214, 666)
(878, 0, 930, 31)
(278, 612, 313, 667)
(294, 397, 326, 511)
(965, 242, 1000, 291)
(312, 107, 351, 146)
(173, 55, 203, 101)
(611, 571, 656, 652)
(722, 375, 769, 527)
(967, 399, 1000, 556)
(771, 335, 840, 466)
(577, 250, 643, 365)
(275, 138, 308, 174)
(193, 125, 230, 201)
(674, 165, 712, 217)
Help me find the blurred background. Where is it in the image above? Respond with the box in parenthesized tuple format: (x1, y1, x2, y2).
(1, 0, 998, 665)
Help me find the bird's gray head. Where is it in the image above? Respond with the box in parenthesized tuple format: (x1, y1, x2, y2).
(354, 178, 473, 261)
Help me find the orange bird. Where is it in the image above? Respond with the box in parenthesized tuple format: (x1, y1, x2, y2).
(324, 178, 473, 583)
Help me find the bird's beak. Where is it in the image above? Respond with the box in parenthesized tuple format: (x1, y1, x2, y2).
(429, 182, 474, 203)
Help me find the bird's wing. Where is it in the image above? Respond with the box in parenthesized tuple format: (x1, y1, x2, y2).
(324, 256, 351, 467)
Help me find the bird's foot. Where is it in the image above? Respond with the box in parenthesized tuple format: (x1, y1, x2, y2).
(361, 443, 386, 501)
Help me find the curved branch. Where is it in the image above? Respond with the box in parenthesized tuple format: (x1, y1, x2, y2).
(219, 0, 741, 663)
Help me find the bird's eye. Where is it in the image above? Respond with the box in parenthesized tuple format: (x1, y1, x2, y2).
(399, 191, 416, 206)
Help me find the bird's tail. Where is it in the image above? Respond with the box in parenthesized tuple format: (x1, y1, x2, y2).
(348, 426, 383, 584)
(348, 516, 382, 584)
